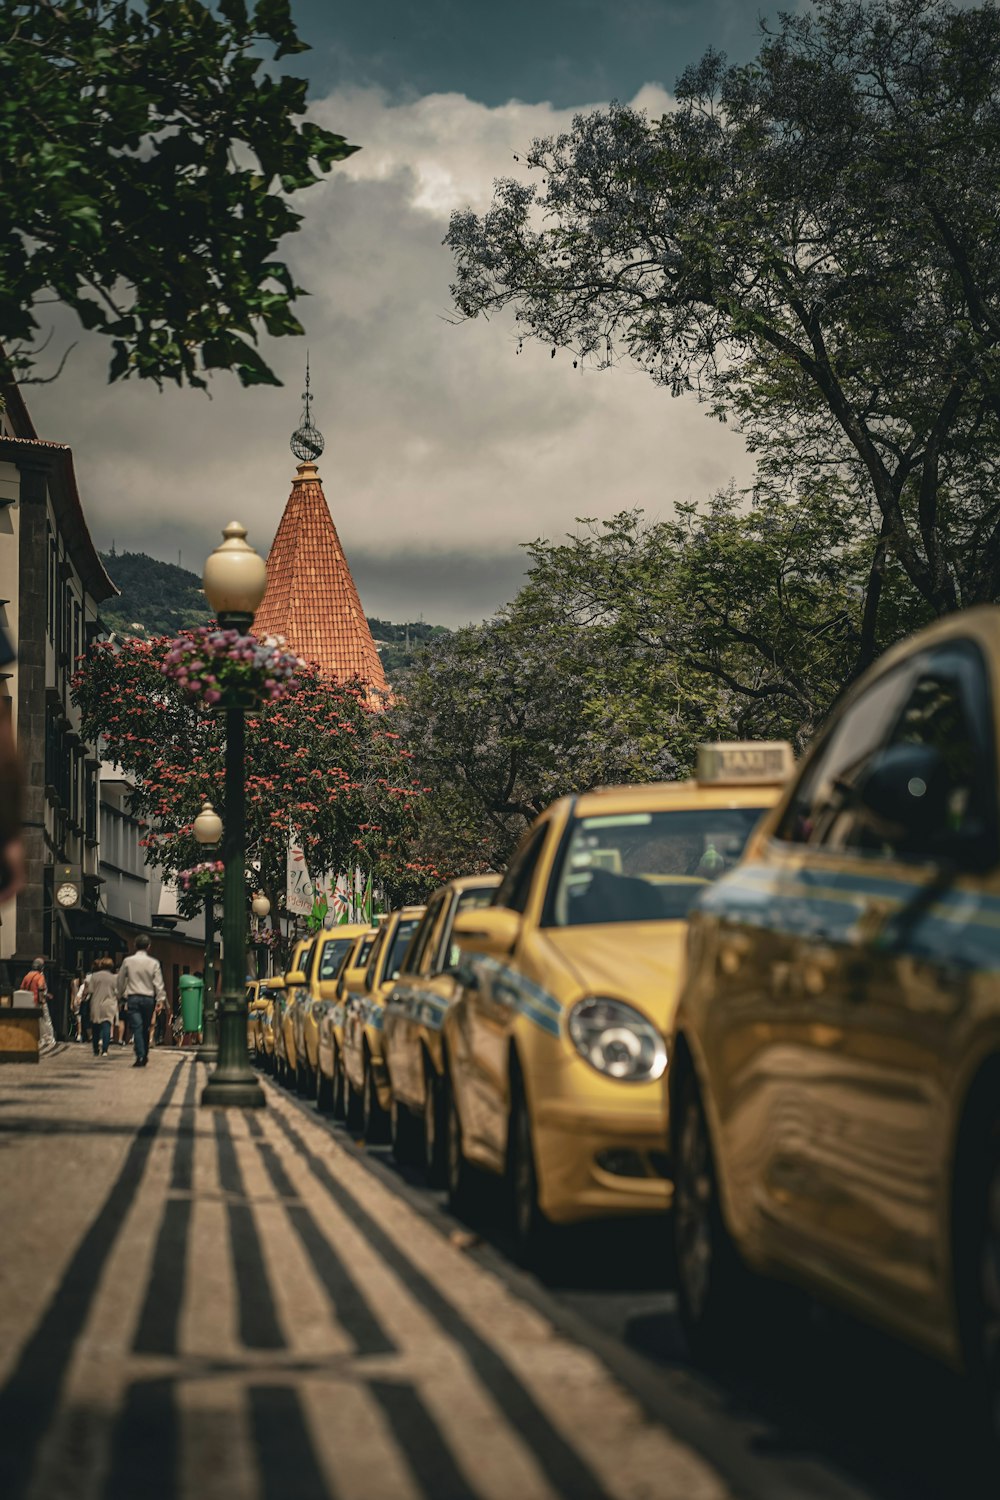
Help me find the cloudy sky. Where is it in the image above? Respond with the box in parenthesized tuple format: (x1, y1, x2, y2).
(28, 1, 775, 627)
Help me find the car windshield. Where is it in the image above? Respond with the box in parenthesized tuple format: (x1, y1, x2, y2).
(355, 935, 376, 968)
(385, 918, 421, 980)
(319, 936, 356, 979)
(551, 808, 766, 926)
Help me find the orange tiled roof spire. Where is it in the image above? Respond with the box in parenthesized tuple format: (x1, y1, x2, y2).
(253, 459, 390, 704)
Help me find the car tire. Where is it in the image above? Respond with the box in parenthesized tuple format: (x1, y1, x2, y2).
(363, 1055, 390, 1144)
(345, 1066, 364, 1133)
(316, 1067, 333, 1113)
(445, 1075, 476, 1216)
(423, 1057, 446, 1188)
(673, 1068, 751, 1363)
(332, 1047, 347, 1121)
(390, 1093, 422, 1166)
(508, 1073, 556, 1269)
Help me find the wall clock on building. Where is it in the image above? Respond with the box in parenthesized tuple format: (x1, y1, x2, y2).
(56, 881, 80, 908)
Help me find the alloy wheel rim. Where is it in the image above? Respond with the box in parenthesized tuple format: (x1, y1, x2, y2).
(676, 1099, 714, 1320)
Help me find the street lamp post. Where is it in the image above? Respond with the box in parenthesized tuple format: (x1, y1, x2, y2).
(192, 799, 222, 1060)
(200, 521, 267, 1109)
(251, 892, 271, 977)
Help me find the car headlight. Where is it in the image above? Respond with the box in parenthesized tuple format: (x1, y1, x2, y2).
(566, 997, 667, 1082)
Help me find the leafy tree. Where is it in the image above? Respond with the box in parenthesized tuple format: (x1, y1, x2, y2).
(448, 0, 1000, 674)
(72, 633, 426, 956)
(1, 0, 357, 388)
(397, 596, 686, 873)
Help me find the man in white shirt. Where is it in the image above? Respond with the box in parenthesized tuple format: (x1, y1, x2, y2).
(116, 935, 167, 1069)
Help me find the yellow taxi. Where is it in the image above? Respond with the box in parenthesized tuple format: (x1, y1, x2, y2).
(294, 924, 369, 1103)
(322, 926, 379, 1119)
(255, 975, 284, 1073)
(342, 906, 425, 1141)
(384, 875, 501, 1176)
(247, 978, 285, 1072)
(274, 937, 310, 1089)
(669, 610, 1000, 1442)
(443, 747, 791, 1260)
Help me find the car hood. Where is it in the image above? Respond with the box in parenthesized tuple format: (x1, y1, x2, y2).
(539, 921, 688, 1028)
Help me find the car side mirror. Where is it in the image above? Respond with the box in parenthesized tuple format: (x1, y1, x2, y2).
(451, 906, 521, 958)
(285, 969, 306, 986)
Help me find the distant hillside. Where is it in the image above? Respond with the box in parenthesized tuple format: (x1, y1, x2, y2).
(98, 550, 448, 677)
(99, 550, 211, 639)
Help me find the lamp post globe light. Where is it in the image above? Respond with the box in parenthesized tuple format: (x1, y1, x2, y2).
(193, 799, 222, 1060)
(200, 522, 268, 1110)
(251, 892, 271, 980)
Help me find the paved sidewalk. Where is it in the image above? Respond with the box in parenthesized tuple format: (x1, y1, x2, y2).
(0, 1048, 730, 1500)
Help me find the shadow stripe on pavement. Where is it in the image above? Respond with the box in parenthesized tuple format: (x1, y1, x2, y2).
(169, 1056, 200, 1193)
(270, 1102, 612, 1500)
(249, 1384, 335, 1500)
(0, 1061, 184, 1500)
(103, 1378, 178, 1500)
(256, 1127, 398, 1357)
(368, 1378, 477, 1500)
(214, 1111, 285, 1351)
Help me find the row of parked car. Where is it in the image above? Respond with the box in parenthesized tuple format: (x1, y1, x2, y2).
(250, 608, 1000, 1450)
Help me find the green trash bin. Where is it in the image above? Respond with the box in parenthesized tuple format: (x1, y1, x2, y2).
(179, 973, 203, 1034)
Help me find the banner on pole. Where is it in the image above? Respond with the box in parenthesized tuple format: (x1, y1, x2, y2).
(286, 840, 314, 916)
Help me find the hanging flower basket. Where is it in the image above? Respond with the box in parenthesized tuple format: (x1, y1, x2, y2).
(177, 860, 225, 895)
(161, 627, 301, 707)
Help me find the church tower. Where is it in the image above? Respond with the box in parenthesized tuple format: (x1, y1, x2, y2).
(253, 363, 390, 704)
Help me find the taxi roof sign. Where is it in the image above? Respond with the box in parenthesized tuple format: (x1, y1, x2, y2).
(696, 741, 794, 787)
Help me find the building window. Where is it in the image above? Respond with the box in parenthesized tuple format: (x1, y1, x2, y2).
(85, 766, 97, 842)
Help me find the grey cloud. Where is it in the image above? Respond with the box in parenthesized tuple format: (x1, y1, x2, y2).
(25, 86, 754, 625)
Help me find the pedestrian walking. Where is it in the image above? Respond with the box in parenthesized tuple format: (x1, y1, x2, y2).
(87, 959, 118, 1057)
(70, 970, 86, 1042)
(21, 957, 56, 1052)
(116, 936, 166, 1068)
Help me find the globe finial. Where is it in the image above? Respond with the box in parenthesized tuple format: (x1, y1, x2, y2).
(291, 352, 325, 463)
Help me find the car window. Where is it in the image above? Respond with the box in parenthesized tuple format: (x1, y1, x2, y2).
(356, 934, 376, 968)
(441, 884, 498, 972)
(401, 896, 443, 977)
(384, 916, 422, 981)
(778, 642, 995, 863)
(776, 663, 913, 846)
(831, 643, 995, 861)
(319, 936, 356, 980)
(550, 808, 767, 926)
(495, 825, 549, 914)
(364, 929, 387, 990)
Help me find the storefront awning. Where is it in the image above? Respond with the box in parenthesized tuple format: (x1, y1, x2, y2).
(56, 908, 128, 955)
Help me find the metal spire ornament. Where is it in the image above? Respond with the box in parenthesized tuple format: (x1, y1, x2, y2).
(290, 354, 325, 463)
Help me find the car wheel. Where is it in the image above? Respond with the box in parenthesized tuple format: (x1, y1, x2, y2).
(363, 1056, 390, 1144)
(445, 1075, 476, 1216)
(423, 1058, 446, 1188)
(673, 1069, 750, 1362)
(316, 1066, 333, 1113)
(508, 1074, 555, 1268)
(390, 1093, 422, 1166)
(332, 1047, 347, 1121)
